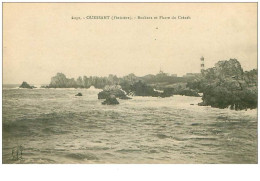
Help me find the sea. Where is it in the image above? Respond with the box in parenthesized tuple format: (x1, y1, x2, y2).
(2, 84, 258, 163)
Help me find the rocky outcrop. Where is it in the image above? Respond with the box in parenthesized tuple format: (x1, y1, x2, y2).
(102, 95, 119, 105)
(19, 81, 35, 89)
(47, 73, 121, 89)
(124, 81, 160, 97)
(214, 59, 244, 79)
(49, 73, 77, 88)
(98, 85, 131, 100)
(160, 88, 175, 98)
(188, 59, 257, 110)
(121, 81, 200, 98)
(75, 93, 82, 96)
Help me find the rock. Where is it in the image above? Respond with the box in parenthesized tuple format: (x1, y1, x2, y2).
(214, 59, 244, 79)
(102, 95, 119, 105)
(98, 85, 131, 100)
(19, 81, 34, 89)
(126, 81, 160, 97)
(47, 73, 120, 89)
(49, 73, 77, 88)
(98, 91, 111, 99)
(190, 59, 257, 110)
(75, 93, 82, 96)
(160, 88, 175, 98)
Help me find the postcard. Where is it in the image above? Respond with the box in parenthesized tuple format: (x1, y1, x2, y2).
(2, 2, 257, 164)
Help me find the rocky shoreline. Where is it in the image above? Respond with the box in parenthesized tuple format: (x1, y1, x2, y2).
(19, 59, 257, 109)
(187, 59, 257, 110)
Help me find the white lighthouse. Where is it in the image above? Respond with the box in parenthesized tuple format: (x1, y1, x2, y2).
(200, 56, 205, 72)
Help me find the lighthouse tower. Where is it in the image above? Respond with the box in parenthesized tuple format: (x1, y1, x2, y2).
(200, 56, 205, 72)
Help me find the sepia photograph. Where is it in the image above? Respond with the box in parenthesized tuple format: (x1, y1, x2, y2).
(2, 2, 258, 164)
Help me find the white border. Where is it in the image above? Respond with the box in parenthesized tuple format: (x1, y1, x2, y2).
(0, 1, 259, 181)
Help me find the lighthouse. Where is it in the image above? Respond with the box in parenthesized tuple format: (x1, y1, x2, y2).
(200, 56, 205, 72)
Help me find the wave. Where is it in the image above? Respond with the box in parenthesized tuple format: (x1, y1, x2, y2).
(2, 112, 75, 136)
(3, 86, 103, 91)
(88, 86, 102, 91)
(3, 87, 20, 90)
(65, 153, 99, 160)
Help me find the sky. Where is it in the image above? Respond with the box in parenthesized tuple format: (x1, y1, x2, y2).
(3, 3, 257, 84)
